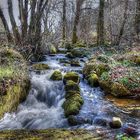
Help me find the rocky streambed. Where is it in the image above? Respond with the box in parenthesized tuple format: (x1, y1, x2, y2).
(0, 47, 139, 140)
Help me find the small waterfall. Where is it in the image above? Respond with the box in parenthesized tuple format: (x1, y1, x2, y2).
(0, 70, 68, 130)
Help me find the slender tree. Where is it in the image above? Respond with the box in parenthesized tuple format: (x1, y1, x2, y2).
(62, 0, 66, 40)
(97, 0, 105, 46)
(114, 0, 128, 45)
(0, 7, 12, 42)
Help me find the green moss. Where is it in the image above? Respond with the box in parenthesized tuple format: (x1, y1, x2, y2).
(87, 73, 99, 87)
(62, 94, 83, 117)
(96, 63, 110, 76)
(50, 70, 62, 81)
(0, 79, 30, 118)
(0, 67, 14, 80)
(0, 48, 30, 118)
(0, 129, 100, 140)
(32, 63, 50, 71)
(99, 80, 112, 94)
(111, 82, 130, 97)
(65, 91, 80, 99)
(63, 72, 80, 84)
(65, 80, 80, 92)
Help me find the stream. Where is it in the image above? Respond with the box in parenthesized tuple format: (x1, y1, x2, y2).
(0, 52, 139, 138)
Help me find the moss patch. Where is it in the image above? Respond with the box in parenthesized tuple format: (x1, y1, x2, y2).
(83, 48, 140, 98)
(87, 73, 99, 87)
(0, 48, 30, 118)
(32, 63, 50, 71)
(50, 70, 62, 81)
(63, 72, 80, 84)
(0, 129, 101, 140)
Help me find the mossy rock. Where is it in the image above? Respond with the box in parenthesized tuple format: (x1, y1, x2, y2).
(96, 63, 110, 76)
(0, 48, 30, 118)
(50, 70, 62, 81)
(0, 79, 30, 118)
(63, 72, 80, 84)
(65, 91, 80, 99)
(83, 62, 110, 79)
(87, 73, 99, 87)
(32, 63, 50, 70)
(65, 80, 80, 92)
(0, 48, 25, 66)
(62, 94, 83, 117)
(111, 82, 130, 97)
(99, 80, 112, 94)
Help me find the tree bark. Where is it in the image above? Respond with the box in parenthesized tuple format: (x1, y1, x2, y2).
(72, 0, 85, 44)
(0, 7, 12, 42)
(8, 0, 21, 43)
(135, 0, 140, 37)
(97, 0, 105, 46)
(114, 0, 128, 45)
(62, 0, 66, 40)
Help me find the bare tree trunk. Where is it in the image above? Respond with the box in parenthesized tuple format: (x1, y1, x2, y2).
(72, 0, 85, 44)
(28, 0, 37, 43)
(0, 7, 12, 42)
(62, 0, 66, 40)
(97, 0, 105, 46)
(8, 0, 21, 43)
(135, 0, 140, 38)
(114, 0, 128, 46)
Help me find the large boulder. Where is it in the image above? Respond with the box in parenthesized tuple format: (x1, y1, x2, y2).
(50, 70, 62, 81)
(63, 72, 80, 84)
(0, 48, 30, 118)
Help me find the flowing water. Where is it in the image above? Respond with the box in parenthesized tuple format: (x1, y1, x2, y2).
(0, 52, 139, 138)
